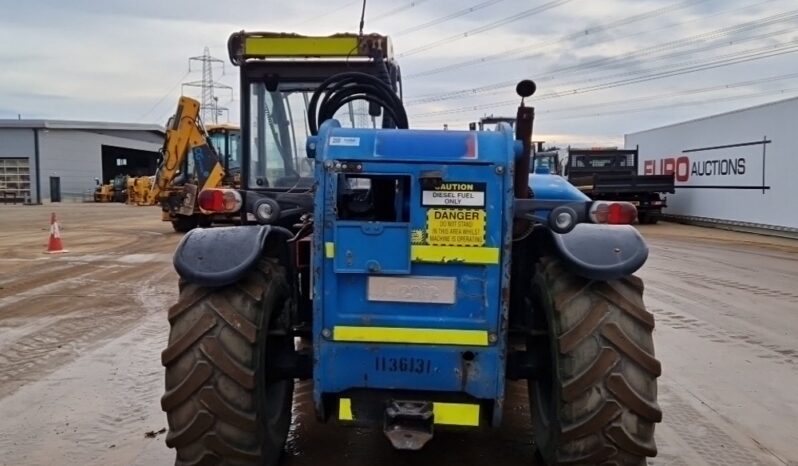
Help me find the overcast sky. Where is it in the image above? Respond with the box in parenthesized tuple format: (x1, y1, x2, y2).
(2, 0, 797, 145)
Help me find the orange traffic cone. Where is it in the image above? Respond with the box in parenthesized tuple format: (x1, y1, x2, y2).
(45, 212, 68, 254)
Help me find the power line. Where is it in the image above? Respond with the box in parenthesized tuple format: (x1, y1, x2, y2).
(137, 71, 191, 122)
(292, 0, 362, 27)
(371, 0, 431, 23)
(540, 25, 797, 91)
(448, 19, 798, 106)
(398, 0, 575, 57)
(405, 0, 717, 78)
(534, 41, 798, 101)
(410, 85, 798, 128)
(410, 41, 798, 118)
(537, 71, 798, 117)
(533, 8, 798, 81)
(546, 86, 798, 121)
(408, 8, 798, 103)
(406, 8, 798, 105)
(413, 43, 798, 118)
(394, 0, 505, 36)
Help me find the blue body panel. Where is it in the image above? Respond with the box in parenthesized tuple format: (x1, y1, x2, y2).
(324, 128, 504, 163)
(310, 121, 516, 425)
(317, 344, 501, 398)
(529, 173, 590, 202)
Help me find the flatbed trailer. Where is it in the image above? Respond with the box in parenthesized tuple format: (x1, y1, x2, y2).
(566, 147, 675, 224)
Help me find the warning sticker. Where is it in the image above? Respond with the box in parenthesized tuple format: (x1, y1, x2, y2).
(426, 209, 486, 246)
(329, 136, 360, 146)
(411, 229, 427, 245)
(422, 182, 485, 208)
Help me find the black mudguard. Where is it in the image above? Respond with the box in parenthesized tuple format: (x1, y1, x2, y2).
(173, 226, 272, 287)
(550, 224, 648, 281)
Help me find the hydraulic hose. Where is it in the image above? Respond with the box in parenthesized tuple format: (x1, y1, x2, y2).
(308, 72, 408, 135)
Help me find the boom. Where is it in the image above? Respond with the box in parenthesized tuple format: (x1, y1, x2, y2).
(145, 96, 224, 205)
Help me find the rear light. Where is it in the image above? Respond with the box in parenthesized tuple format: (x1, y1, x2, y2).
(197, 188, 242, 213)
(589, 201, 637, 224)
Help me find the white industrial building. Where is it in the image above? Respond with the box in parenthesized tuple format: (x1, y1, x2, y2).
(0, 120, 164, 204)
(626, 96, 798, 234)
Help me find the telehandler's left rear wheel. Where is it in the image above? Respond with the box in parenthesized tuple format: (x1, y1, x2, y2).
(161, 258, 294, 465)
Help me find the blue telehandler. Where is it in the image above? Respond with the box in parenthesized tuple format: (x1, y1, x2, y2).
(161, 32, 661, 466)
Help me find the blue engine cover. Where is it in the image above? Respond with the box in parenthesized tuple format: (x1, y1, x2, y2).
(308, 121, 516, 425)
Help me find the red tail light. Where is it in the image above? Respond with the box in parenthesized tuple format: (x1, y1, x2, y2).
(589, 201, 637, 224)
(197, 188, 242, 213)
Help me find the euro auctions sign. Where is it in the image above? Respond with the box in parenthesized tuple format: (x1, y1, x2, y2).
(644, 156, 746, 182)
(642, 138, 770, 191)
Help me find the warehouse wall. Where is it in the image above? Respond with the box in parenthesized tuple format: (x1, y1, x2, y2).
(626, 97, 798, 230)
(0, 128, 34, 156)
(37, 130, 160, 202)
(0, 128, 37, 203)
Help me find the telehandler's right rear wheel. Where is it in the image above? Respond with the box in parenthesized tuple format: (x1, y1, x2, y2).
(528, 256, 662, 466)
(161, 258, 294, 465)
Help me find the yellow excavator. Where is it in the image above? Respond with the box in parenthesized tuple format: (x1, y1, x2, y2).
(143, 96, 240, 232)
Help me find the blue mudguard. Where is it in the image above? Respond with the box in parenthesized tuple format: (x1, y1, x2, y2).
(551, 223, 648, 281)
(173, 225, 272, 287)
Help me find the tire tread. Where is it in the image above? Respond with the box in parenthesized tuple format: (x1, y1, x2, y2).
(532, 256, 661, 465)
(162, 258, 291, 465)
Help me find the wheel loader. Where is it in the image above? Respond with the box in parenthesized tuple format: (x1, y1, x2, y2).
(125, 175, 153, 205)
(161, 32, 661, 466)
(93, 174, 127, 203)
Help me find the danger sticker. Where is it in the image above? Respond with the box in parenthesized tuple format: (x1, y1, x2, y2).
(426, 209, 486, 246)
(422, 182, 485, 207)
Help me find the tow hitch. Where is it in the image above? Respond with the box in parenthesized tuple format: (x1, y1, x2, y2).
(383, 401, 434, 450)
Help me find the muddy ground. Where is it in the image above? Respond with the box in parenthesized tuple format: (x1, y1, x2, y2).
(0, 203, 796, 465)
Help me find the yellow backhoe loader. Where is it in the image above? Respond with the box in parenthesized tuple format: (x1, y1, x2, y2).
(141, 97, 240, 232)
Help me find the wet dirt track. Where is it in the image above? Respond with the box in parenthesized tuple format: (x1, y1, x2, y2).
(1, 204, 797, 466)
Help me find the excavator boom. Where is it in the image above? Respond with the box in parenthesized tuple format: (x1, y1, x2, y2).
(145, 96, 225, 205)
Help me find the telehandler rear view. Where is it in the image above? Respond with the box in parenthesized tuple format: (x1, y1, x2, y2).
(161, 32, 661, 466)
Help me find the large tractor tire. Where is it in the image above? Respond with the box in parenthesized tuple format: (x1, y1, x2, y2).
(529, 256, 661, 466)
(162, 258, 294, 466)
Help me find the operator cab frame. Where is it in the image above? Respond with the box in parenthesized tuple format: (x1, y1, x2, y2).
(205, 123, 241, 175)
(228, 32, 402, 195)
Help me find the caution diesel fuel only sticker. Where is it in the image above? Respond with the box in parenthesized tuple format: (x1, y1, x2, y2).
(421, 182, 485, 208)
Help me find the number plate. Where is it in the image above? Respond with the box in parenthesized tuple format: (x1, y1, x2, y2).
(375, 356, 433, 374)
(367, 276, 456, 304)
